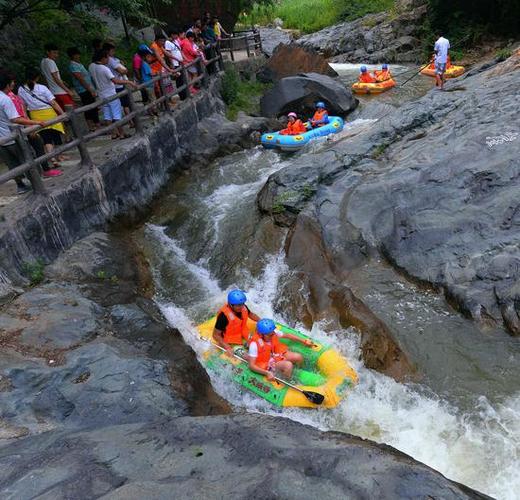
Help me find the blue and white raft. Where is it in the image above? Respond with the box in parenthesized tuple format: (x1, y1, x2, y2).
(261, 116, 344, 151)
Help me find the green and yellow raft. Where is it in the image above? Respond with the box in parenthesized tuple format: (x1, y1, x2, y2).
(197, 317, 358, 408)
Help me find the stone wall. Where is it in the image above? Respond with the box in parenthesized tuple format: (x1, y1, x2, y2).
(0, 78, 266, 291)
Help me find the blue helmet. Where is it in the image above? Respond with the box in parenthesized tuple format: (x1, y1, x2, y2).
(257, 318, 276, 335)
(315, 101, 325, 108)
(382, 63, 388, 69)
(227, 289, 246, 305)
(360, 65, 367, 72)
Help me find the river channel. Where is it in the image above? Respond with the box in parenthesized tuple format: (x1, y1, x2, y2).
(130, 66, 519, 500)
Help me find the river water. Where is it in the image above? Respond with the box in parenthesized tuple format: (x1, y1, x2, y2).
(132, 67, 520, 500)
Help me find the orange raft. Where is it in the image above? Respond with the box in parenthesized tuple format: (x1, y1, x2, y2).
(420, 64, 465, 78)
(351, 78, 396, 95)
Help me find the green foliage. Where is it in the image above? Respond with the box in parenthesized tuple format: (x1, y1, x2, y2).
(221, 68, 240, 105)
(427, 0, 520, 40)
(272, 190, 298, 213)
(341, 0, 394, 22)
(239, 0, 394, 33)
(21, 259, 45, 286)
(495, 48, 512, 61)
(222, 67, 271, 120)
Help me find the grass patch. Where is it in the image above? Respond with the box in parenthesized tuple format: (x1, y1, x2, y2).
(222, 68, 271, 120)
(495, 48, 512, 61)
(22, 259, 45, 286)
(239, 0, 394, 33)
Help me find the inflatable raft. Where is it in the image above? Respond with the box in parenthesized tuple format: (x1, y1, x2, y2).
(420, 65, 465, 78)
(352, 78, 396, 95)
(197, 317, 358, 408)
(261, 116, 344, 151)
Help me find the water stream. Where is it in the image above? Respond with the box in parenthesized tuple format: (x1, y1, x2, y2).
(131, 76, 519, 499)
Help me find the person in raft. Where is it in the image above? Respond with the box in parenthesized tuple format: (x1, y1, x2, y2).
(280, 112, 307, 135)
(374, 63, 391, 82)
(358, 65, 377, 83)
(213, 289, 261, 355)
(309, 101, 329, 128)
(248, 318, 313, 380)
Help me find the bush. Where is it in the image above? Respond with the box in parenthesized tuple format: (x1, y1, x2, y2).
(221, 68, 240, 105)
(495, 48, 512, 61)
(21, 259, 45, 286)
(239, 0, 395, 33)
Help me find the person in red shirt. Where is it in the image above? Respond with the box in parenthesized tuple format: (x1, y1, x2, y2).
(280, 112, 307, 135)
(358, 65, 377, 83)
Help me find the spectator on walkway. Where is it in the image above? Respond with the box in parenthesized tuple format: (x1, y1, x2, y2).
(103, 42, 131, 118)
(18, 68, 67, 169)
(1, 73, 51, 194)
(40, 43, 75, 109)
(213, 16, 229, 39)
(201, 22, 218, 74)
(67, 47, 100, 131)
(165, 29, 188, 100)
(3, 72, 62, 178)
(89, 49, 136, 140)
(140, 53, 158, 117)
(133, 44, 154, 105)
(150, 34, 174, 100)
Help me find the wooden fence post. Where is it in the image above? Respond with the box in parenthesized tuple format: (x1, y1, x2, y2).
(15, 127, 46, 195)
(126, 89, 144, 134)
(65, 105, 93, 168)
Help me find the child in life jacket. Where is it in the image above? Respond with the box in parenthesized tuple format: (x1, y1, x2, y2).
(309, 101, 329, 128)
(280, 112, 307, 135)
(358, 65, 377, 83)
(374, 63, 391, 82)
(248, 318, 312, 380)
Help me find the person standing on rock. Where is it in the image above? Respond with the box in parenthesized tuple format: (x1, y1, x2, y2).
(433, 34, 450, 90)
(309, 102, 329, 128)
(213, 289, 260, 356)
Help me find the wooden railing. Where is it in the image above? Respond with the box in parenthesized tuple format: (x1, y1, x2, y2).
(219, 29, 263, 61)
(0, 54, 222, 196)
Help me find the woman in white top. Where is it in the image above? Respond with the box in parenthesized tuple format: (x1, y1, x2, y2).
(18, 68, 65, 168)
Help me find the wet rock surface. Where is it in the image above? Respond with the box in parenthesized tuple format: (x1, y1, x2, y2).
(259, 27, 293, 57)
(0, 414, 489, 500)
(257, 43, 338, 83)
(258, 52, 520, 336)
(0, 232, 229, 441)
(297, 1, 427, 63)
(260, 72, 358, 118)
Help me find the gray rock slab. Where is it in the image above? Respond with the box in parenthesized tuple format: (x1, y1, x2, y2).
(260, 72, 358, 117)
(0, 414, 489, 499)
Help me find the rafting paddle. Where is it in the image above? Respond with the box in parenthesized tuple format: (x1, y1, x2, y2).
(209, 341, 325, 405)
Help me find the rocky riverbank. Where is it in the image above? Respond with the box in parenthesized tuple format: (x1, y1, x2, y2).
(258, 50, 520, 338)
(297, 0, 427, 63)
(0, 230, 489, 499)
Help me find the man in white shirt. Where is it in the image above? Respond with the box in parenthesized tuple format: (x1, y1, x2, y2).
(89, 49, 136, 139)
(166, 28, 189, 100)
(433, 35, 450, 90)
(40, 43, 75, 108)
(0, 73, 45, 194)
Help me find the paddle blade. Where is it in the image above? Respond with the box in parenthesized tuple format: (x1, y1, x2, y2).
(303, 390, 325, 405)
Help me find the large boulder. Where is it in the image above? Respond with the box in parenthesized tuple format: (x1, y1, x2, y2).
(260, 27, 293, 57)
(0, 414, 489, 499)
(257, 43, 337, 83)
(260, 72, 358, 118)
(297, 1, 427, 63)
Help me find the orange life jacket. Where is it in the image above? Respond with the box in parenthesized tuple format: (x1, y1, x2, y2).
(359, 72, 377, 83)
(374, 70, 391, 82)
(280, 119, 306, 135)
(312, 109, 327, 122)
(447, 54, 452, 68)
(218, 304, 249, 344)
(248, 332, 288, 370)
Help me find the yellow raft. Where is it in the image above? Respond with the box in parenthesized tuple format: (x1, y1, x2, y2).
(197, 317, 358, 408)
(352, 78, 396, 95)
(420, 64, 465, 78)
